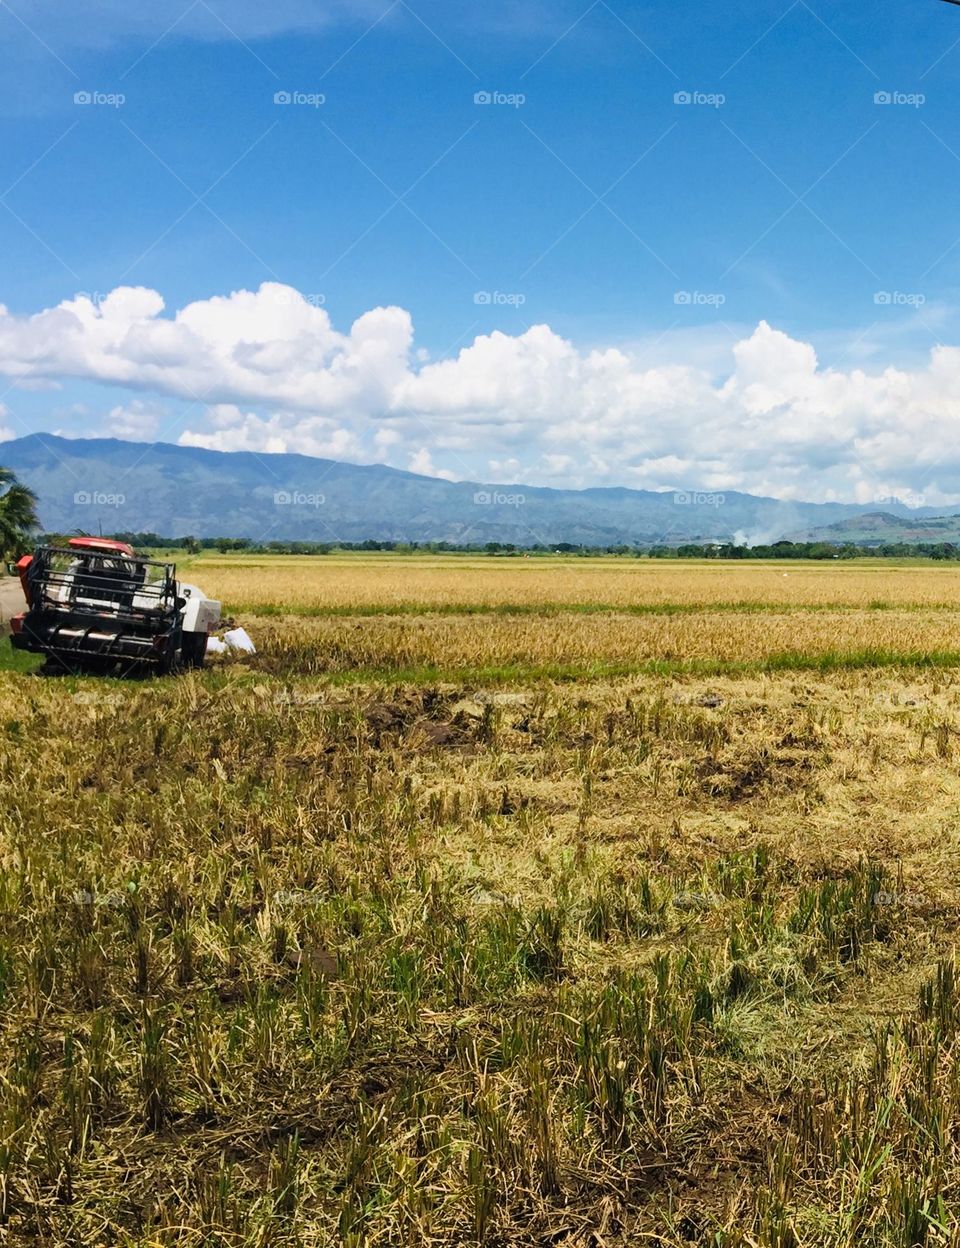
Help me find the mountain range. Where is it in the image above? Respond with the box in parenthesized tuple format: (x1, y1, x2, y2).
(0, 433, 954, 547)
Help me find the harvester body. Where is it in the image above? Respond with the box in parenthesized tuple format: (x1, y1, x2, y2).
(10, 538, 221, 673)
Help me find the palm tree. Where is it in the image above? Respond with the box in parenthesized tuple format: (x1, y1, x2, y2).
(0, 467, 39, 558)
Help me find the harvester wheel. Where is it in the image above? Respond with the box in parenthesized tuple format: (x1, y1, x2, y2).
(182, 633, 207, 669)
(156, 630, 184, 676)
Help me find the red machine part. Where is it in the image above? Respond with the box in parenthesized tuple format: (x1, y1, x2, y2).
(15, 554, 32, 607)
(66, 537, 135, 556)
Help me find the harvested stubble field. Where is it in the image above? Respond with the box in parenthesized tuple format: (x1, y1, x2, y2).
(5, 556, 960, 1245)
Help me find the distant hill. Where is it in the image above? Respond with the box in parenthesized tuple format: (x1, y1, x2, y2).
(788, 511, 960, 546)
(0, 433, 954, 546)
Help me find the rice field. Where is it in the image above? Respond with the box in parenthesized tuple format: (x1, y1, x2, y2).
(195, 553, 960, 614)
(249, 609, 960, 679)
(3, 555, 960, 1245)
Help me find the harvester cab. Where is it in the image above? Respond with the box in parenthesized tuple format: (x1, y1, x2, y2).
(9, 537, 221, 674)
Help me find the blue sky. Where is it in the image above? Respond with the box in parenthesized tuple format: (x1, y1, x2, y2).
(2, 0, 960, 503)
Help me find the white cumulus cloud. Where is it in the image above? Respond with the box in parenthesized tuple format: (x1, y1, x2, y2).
(3, 282, 960, 504)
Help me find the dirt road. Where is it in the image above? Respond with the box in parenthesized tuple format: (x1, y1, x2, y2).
(0, 576, 25, 635)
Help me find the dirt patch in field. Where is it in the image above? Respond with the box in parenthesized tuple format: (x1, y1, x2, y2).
(361, 688, 534, 750)
(697, 747, 820, 802)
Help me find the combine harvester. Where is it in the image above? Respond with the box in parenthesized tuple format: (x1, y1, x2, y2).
(9, 537, 221, 674)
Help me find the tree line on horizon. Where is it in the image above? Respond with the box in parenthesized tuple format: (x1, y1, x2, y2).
(42, 532, 960, 560)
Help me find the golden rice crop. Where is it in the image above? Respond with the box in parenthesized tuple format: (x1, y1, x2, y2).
(194, 552, 960, 612)
(247, 607, 960, 674)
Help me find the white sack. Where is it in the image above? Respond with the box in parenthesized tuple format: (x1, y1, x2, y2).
(224, 627, 256, 654)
